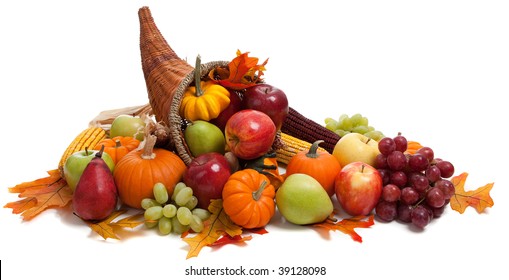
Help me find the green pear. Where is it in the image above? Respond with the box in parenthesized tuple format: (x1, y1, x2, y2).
(184, 120, 225, 157)
(276, 173, 333, 225)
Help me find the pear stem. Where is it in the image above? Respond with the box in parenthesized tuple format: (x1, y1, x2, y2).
(252, 181, 268, 201)
(95, 145, 105, 158)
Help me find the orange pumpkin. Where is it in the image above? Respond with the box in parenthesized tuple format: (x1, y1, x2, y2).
(93, 136, 140, 164)
(285, 140, 341, 196)
(222, 169, 276, 229)
(113, 135, 186, 209)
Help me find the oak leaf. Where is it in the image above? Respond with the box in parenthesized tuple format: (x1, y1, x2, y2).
(314, 214, 374, 243)
(86, 209, 144, 240)
(4, 169, 73, 220)
(209, 50, 268, 90)
(450, 172, 494, 214)
(182, 199, 243, 259)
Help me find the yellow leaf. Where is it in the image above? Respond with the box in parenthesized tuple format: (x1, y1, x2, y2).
(87, 210, 144, 240)
(4, 169, 72, 220)
(450, 172, 494, 214)
(182, 199, 243, 259)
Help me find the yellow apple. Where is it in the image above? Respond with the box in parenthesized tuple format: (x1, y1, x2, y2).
(332, 133, 380, 167)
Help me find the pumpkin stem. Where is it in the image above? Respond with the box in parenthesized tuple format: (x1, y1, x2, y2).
(115, 140, 122, 148)
(194, 55, 204, 97)
(306, 140, 324, 159)
(141, 135, 157, 159)
(252, 180, 268, 201)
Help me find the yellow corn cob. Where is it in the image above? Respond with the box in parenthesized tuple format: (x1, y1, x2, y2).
(276, 132, 327, 165)
(58, 126, 107, 174)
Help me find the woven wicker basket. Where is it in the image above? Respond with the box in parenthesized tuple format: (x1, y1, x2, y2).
(139, 6, 230, 165)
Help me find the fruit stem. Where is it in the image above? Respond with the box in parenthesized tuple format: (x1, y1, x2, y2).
(252, 181, 268, 201)
(306, 140, 324, 159)
(361, 164, 365, 173)
(115, 140, 122, 148)
(194, 55, 204, 97)
(326, 216, 338, 223)
(96, 145, 105, 158)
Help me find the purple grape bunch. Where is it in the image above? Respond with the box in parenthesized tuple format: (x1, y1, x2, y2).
(374, 133, 455, 229)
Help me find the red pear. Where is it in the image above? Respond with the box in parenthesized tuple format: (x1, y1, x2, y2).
(72, 145, 118, 221)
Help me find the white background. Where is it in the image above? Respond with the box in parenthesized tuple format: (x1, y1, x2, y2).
(1, 1, 508, 279)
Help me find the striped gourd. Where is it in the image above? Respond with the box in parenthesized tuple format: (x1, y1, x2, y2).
(276, 132, 327, 165)
(58, 126, 107, 174)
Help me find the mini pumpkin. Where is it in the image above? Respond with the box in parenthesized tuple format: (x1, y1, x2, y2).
(285, 140, 341, 196)
(113, 135, 186, 209)
(93, 136, 140, 164)
(222, 168, 276, 229)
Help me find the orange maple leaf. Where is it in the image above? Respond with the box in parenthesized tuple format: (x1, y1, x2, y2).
(4, 169, 73, 220)
(182, 199, 243, 259)
(209, 50, 268, 90)
(86, 209, 144, 240)
(450, 172, 494, 214)
(314, 214, 375, 243)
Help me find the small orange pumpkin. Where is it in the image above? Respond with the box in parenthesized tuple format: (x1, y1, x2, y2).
(113, 135, 186, 209)
(93, 136, 140, 164)
(285, 140, 341, 196)
(222, 169, 276, 229)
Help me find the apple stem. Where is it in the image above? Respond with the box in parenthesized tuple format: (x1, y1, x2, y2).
(365, 138, 371, 144)
(361, 164, 365, 173)
(194, 55, 204, 97)
(306, 140, 324, 159)
(252, 181, 268, 201)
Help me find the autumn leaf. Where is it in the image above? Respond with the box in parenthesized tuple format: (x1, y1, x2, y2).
(86, 209, 144, 240)
(209, 50, 268, 90)
(210, 234, 253, 247)
(182, 199, 243, 259)
(243, 152, 285, 189)
(4, 169, 73, 220)
(245, 227, 269, 235)
(314, 214, 374, 243)
(450, 172, 494, 214)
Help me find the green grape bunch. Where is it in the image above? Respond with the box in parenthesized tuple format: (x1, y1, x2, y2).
(325, 113, 385, 141)
(142, 182, 211, 235)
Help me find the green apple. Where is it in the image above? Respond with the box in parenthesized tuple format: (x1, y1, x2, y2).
(332, 132, 380, 167)
(63, 149, 115, 192)
(276, 173, 333, 225)
(110, 114, 145, 141)
(184, 120, 225, 157)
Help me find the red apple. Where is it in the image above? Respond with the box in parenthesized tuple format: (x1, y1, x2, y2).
(242, 84, 289, 130)
(183, 152, 231, 209)
(335, 162, 383, 216)
(210, 89, 243, 132)
(225, 109, 276, 160)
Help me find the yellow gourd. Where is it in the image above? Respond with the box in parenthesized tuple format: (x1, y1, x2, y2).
(179, 56, 230, 121)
